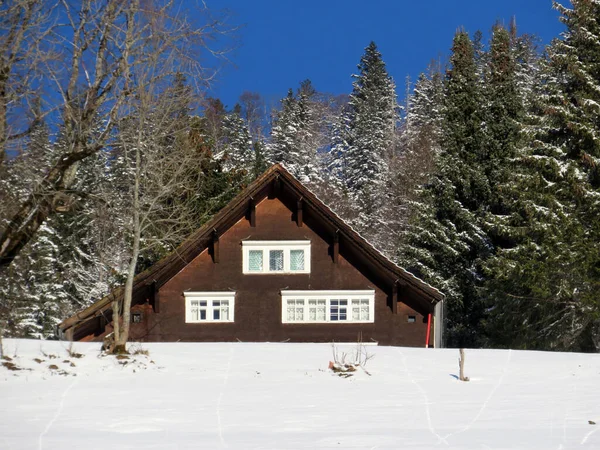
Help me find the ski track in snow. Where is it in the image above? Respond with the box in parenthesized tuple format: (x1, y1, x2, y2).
(560, 359, 577, 448)
(443, 349, 512, 442)
(397, 348, 449, 446)
(38, 377, 78, 450)
(216, 344, 234, 448)
(581, 426, 599, 445)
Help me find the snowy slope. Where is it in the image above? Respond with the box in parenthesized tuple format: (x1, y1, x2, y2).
(1, 339, 599, 449)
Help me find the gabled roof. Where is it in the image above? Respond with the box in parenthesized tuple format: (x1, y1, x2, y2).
(59, 164, 443, 333)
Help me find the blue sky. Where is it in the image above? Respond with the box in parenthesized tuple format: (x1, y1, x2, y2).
(208, 0, 565, 110)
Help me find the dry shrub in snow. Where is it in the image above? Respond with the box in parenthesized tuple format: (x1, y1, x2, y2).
(329, 335, 374, 377)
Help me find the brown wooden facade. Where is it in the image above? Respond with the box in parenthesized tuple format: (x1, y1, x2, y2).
(59, 164, 444, 346)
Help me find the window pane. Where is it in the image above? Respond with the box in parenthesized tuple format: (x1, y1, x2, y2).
(269, 250, 284, 271)
(330, 299, 347, 321)
(286, 299, 304, 321)
(351, 299, 370, 320)
(200, 310, 206, 320)
(330, 306, 339, 321)
(213, 309, 220, 320)
(308, 299, 324, 321)
(361, 305, 369, 320)
(290, 250, 305, 271)
(248, 250, 263, 271)
(316, 303, 326, 321)
(220, 305, 229, 321)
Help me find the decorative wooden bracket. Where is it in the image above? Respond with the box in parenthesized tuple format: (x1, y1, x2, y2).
(296, 197, 303, 227)
(392, 280, 399, 314)
(248, 198, 256, 227)
(149, 280, 160, 313)
(332, 230, 339, 263)
(211, 229, 220, 263)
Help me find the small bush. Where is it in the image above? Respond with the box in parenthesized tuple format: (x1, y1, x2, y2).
(67, 342, 84, 359)
(329, 333, 374, 377)
(128, 342, 150, 356)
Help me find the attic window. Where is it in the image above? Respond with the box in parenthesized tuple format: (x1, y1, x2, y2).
(242, 241, 310, 274)
(132, 312, 142, 323)
(407, 315, 416, 323)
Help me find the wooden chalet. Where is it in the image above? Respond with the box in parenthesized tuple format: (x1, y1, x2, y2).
(58, 164, 445, 347)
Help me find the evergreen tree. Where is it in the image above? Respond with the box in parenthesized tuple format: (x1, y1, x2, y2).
(484, 0, 600, 351)
(221, 104, 255, 175)
(268, 88, 302, 168)
(332, 42, 398, 193)
(402, 31, 490, 347)
(482, 25, 523, 215)
(391, 66, 444, 265)
(326, 42, 399, 244)
(267, 80, 322, 183)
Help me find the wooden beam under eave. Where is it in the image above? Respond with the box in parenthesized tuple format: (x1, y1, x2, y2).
(249, 198, 256, 227)
(149, 280, 160, 313)
(296, 198, 303, 227)
(211, 229, 220, 263)
(332, 230, 339, 263)
(392, 281, 399, 314)
(273, 175, 281, 197)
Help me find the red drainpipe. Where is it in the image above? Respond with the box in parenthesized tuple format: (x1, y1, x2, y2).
(425, 313, 432, 348)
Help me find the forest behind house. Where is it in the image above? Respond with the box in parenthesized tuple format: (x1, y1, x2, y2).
(1, 0, 599, 352)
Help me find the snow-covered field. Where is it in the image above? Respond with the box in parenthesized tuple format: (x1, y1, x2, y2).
(1, 339, 599, 450)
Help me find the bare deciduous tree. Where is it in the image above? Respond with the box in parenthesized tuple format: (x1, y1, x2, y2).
(107, 51, 226, 352)
(0, 0, 235, 272)
(0, 0, 53, 164)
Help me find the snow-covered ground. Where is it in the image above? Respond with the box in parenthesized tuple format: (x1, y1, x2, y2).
(1, 339, 599, 449)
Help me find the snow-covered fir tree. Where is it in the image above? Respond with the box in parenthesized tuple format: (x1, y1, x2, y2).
(327, 42, 399, 246)
(402, 31, 491, 347)
(331, 42, 398, 194)
(483, 0, 600, 351)
(267, 80, 323, 183)
(481, 25, 523, 213)
(385, 66, 444, 265)
(221, 104, 255, 175)
(0, 137, 128, 338)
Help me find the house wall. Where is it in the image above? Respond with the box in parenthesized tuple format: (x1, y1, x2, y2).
(121, 198, 431, 346)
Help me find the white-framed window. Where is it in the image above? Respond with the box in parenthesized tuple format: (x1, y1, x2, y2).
(183, 292, 235, 323)
(242, 241, 311, 274)
(281, 290, 375, 324)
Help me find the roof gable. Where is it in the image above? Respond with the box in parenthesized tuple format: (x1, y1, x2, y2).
(59, 164, 443, 332)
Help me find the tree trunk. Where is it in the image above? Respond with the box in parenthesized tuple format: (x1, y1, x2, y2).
(459, 348, 469, 381)
(113, 145, 141, 353)
(0, 74, 7, 165)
